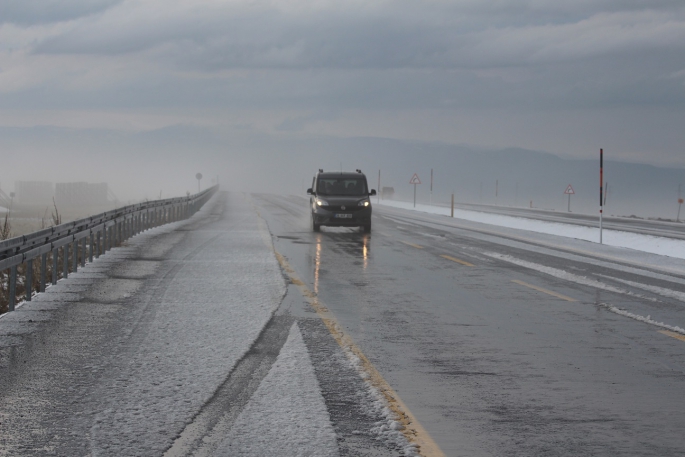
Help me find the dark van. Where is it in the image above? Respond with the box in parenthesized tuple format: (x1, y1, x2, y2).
(307, 170, 376, 232)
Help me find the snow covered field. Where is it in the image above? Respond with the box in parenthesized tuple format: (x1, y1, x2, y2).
(379, 200, 685, 260)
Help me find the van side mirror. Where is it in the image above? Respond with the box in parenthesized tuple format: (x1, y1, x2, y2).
(307, 188, 314, 195)
(369, 189, 377, 196)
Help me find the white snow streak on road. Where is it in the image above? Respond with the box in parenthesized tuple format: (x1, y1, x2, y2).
(483, 252, 685, 335)
(379, 200, 685, 260)
(482, 252, 657, 301)
(216, 322, 339, 457)
(599, 275, 685, 303)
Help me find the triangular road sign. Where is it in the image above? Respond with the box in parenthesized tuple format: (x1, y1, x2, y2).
(410, 173, 421, 185)
(564, 184, 575, 195)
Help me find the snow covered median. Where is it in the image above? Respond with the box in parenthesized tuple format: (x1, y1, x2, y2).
(378, 200, 685, 260)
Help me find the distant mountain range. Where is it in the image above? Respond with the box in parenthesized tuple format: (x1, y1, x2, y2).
(240, 135, 685, 220)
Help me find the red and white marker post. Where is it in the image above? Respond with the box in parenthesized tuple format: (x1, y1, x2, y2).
(599, 149, 604, 244)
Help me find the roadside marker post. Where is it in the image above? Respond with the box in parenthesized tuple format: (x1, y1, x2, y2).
(430, 168, 433, 206)
(451, 193, 454, 218)
(378, 170, 381, 204)
(678, 184, 683, 222)
(564, 184, 575, 212)
(409, 173, 421, 208)
(599, 149, 604, 244)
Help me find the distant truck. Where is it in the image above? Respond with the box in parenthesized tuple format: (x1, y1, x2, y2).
(381, 187, 395, 199)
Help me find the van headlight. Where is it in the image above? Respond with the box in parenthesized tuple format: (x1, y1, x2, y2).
(358, 200, 370, 207)
(316, 198, 329, 207)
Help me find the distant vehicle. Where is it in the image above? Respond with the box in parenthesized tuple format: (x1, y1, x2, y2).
(307, 169, 377, 232)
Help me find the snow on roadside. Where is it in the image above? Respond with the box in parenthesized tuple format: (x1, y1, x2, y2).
(217, 323, 339, 456)
(87, 194, 288, 456)
(379, 200, 685, 260)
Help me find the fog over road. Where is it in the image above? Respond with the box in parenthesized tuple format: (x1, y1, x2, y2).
(254, 194, 685, 456)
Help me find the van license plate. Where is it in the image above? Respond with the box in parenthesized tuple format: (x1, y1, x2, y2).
(335, 214, 352, 218)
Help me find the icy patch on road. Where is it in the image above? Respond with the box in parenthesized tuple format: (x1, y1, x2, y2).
(599, 303, 685, 335)
(217, 322, 339, 457)
(379, 200, 685, 260)
(483, 252, 657, 302)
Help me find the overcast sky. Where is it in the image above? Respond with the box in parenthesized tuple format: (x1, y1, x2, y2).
(1, 0, 685, 197)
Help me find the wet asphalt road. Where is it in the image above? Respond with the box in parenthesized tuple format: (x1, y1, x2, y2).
(253, 193, 685, 456)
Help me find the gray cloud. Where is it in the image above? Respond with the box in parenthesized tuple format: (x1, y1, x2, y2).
(1, 0, 684, 168)
(32, 2, 685, 69)
(0, 0, 122, 25)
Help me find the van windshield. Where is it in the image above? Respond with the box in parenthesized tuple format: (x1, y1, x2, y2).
(317, 178, 368, 196)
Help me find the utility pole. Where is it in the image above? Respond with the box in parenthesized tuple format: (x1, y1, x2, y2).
(196, 173, 203, 193)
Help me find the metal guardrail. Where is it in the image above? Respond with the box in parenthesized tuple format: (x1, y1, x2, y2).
(0, 185, 218, 313)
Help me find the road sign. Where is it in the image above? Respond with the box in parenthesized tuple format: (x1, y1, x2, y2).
(564, 184, 575, 195)
(410, 173, 421, 207)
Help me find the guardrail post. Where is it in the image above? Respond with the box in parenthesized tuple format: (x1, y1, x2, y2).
(52, 249, 58, 285)
(40, 252, 47, 292)
(89, 233, 94, 262)
(81, 237, 86, 267)
(26, 259, 33, 301)
(72, 241, 78, 272)
(63, 245, 69, 279)
(9, 265, 17, 311)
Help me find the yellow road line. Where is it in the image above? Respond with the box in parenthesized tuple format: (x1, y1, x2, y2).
(274, 251, 445, 457)
(658, 330, 685, 342)
(440, 254, 475, 267)
(401, 241, 424, 249)
(511, 279, 577, 302)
